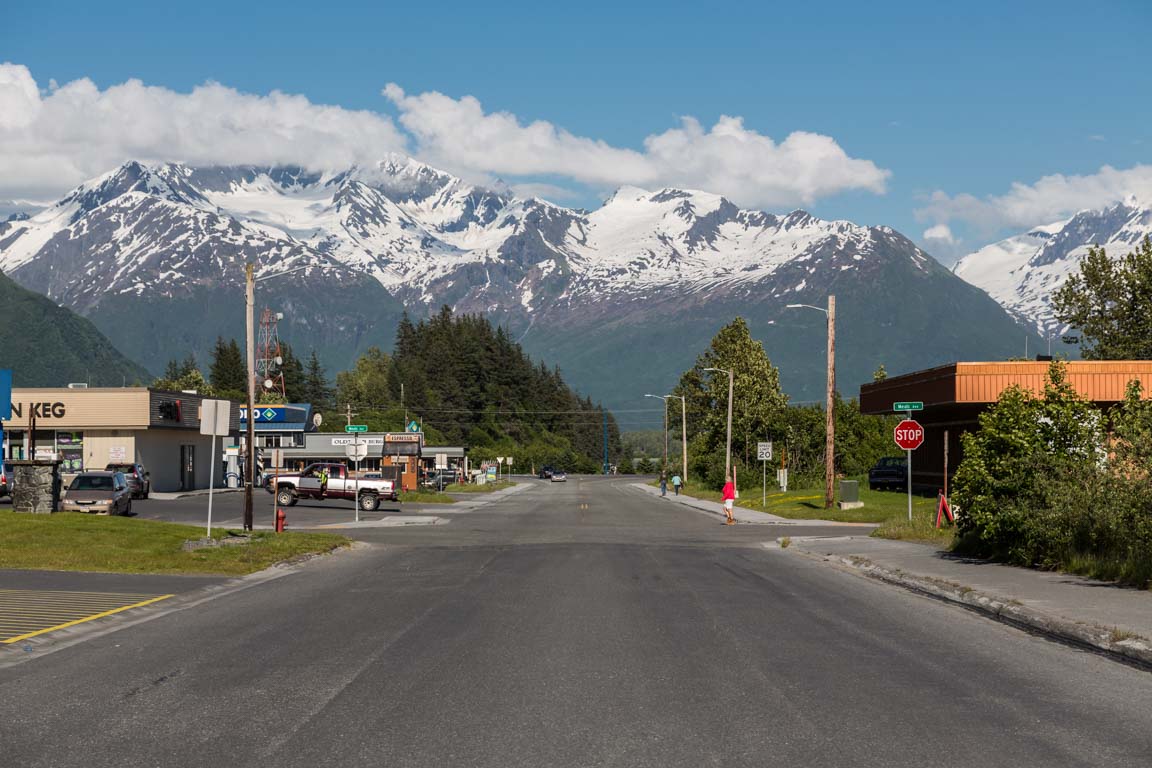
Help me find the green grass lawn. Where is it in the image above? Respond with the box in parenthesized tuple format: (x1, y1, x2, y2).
(656, 477, 957, 538)
(0, 511, 349, 575)
(448, 481, 516, 494)
(400, 489, 456, 504)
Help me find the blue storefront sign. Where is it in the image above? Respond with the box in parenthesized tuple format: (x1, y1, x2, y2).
(239, 406, 287, 423)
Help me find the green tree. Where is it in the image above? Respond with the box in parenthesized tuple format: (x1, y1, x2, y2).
(676, 317, 788, 487)
(152, 366, 215, 396)
(952, 361, 1102, 560)
(302, 350, 333, 409)
(872, 364, 888, 382)
(209, 337, 246, 399)
(336, 347, 393, 407)
(1052, 236, 1152, 359)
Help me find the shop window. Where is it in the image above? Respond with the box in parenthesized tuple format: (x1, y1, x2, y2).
(56, 431, 84, 473)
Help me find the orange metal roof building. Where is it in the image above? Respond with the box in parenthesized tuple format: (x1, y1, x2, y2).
(858, 360, 1152, 489)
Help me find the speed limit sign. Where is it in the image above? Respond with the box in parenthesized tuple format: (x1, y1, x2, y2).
(757, 441, 773, 461)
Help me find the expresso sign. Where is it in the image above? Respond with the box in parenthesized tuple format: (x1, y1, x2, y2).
(9, 401, 67, 420)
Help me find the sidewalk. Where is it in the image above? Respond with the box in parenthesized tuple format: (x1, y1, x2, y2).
(150, 488, 243, 501)
(786, 536, 1152, 668)
(632, 483, 873, 527)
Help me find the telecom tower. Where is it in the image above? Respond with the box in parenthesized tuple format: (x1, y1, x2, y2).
(256, 308, 286, 400)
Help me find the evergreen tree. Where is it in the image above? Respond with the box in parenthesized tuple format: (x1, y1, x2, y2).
(1052, 236, 1152, 359)
(280, 344, 306, 402)
(302, 350, 333, 409)
(209, 337, 247, 398)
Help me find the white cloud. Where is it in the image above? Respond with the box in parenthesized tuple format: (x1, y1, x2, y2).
(0, 63, 408, 199)
(918, 164, 1152, 235)
(922, 224, 955, 244)
(382, 84, 890, 209)
(0, 63, 890, 210)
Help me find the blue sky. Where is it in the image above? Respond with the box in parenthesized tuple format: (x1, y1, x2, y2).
(2, 0, 1150, 259)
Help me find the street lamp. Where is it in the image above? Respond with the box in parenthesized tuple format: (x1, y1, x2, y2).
(703, 367, 734, 488)
(644, 394, 670, 474)
(786, 295, 836, 510)
(666, 393, 688, 486)
(243, 262, 311, 531)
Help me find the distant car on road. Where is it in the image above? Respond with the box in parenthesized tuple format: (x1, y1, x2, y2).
(105, 462, 150, 499)
(62, 471, 132, 515)
(538, 465, 555, 480)
(868, 456, 907, 491)
(551, 470, 567, 482)
(0, 461, 13, 499)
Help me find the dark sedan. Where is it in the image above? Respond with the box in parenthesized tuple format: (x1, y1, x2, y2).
(868, 456, 907, 491)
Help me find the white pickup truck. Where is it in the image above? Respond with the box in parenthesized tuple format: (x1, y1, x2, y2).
(267, 463, 399, 511)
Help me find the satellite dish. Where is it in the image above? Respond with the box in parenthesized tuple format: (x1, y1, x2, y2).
(263, 379, 274, 389)
(313, 413, 323, 427)
(274, 356, 283, 365)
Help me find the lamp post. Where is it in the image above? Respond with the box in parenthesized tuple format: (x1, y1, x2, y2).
(644, 394, 670, 473)
(703, 367, 734, 487)
(786, 295, 836, 510)
(666, 393, 688, 486)
(243, 262, 311, 531)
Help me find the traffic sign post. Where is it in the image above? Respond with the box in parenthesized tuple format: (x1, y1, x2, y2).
(345, 424, 368, 433)
(892, 401, 923, 412)
(894, 419, 925, 521)
(346, 437, 369, 522)
(757, 442, 772, 509)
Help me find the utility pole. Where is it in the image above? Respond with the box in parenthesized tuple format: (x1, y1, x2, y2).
(345, 403, 357, 427)
(602, 410, 609, 475)
(244, 263, 255, 531)
(786, 296, 836, 509)
(824, 294, 836, 510)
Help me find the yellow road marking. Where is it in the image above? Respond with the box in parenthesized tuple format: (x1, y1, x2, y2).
(1, 592, 174, 644)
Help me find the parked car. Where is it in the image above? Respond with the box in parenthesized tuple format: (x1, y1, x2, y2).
(269, 463, 399, 511)
(551, 470, 567, 482)
(421, 469, 459, 489)
(105, 462, 150, 499)
(0, 461, 13, 499)
(868, 456, 908, 491)
(62, 471, 132, 515)
(538, 465, 555, 480)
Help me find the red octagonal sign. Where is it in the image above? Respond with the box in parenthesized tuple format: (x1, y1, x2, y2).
(894, 419, 925, 451)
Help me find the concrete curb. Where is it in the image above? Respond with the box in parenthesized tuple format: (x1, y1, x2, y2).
(631, 483, 875, 527)
(150, 488, 244, 501)
(784, 543, 1152, 670)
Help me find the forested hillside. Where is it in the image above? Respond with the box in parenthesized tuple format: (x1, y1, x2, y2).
(0, 269, 151, 387)
(332, 308, 622, 472)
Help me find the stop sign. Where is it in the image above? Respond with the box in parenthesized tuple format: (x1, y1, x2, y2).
(894, 419, 925, 451)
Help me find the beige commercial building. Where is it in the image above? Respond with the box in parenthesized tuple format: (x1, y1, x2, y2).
(2, 388, 239, 492)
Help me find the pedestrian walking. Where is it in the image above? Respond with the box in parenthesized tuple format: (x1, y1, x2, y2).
(671, 474, 682, 495)
(721, 474, 736, 525)
(659, 470, 668, 497)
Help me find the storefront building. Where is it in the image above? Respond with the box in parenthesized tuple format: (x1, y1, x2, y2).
(859, 360, 1152, 489)
(1, 388, 239, 492)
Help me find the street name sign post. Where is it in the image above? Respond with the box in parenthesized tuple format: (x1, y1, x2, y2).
(345, 424, 368, 433)
(346, 437, 369, 522)
(894, 419, 925, 522)
(757, 441, 773, 508)
(893, 401, 923, 412)
(199, 399, 232, 537)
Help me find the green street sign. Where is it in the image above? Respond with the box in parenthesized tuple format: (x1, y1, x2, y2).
(345, 424, 368, 433)
(893, 401, 923, 412)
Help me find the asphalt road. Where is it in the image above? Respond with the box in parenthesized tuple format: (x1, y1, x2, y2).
(2, 476, 1151, 767)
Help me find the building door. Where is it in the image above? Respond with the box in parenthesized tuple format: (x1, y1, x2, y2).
(179, 444, 196, 491)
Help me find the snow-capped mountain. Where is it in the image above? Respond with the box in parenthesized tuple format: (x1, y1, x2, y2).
(953, 199, 1152, 335)
(0, 157, 1039, 409)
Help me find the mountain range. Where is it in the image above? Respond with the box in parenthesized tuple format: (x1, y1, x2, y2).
(953, 198, 1152, 337)
(0, 157, 1045, 413)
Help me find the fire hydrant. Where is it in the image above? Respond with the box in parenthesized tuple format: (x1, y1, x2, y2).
(275, 506, 287, 533)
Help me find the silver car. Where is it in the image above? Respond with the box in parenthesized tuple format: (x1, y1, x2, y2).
(62, 471, 133, 515)
(105, 463, 151, 499)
